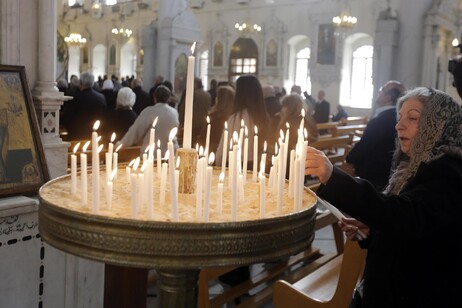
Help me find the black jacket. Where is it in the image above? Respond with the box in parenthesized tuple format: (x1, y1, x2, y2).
(317, 156, 462, 307)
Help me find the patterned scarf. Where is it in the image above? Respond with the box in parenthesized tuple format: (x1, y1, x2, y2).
(384, 88, 462, 195)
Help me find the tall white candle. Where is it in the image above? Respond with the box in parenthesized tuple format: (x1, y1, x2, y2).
(243, 126, 248, 184)
(131, 158, 140, 218)
(157, 140, 162, 178)
(277, 136, 285, 215)
(231, 133, 239, 220)
(204, 153, 214, 222)
(288, 149, 295, 198)
(196, 156, 203, 219)
(80, 141, 90, 205)
(71, 142, 80, 195)
(252, 126, 258, 182)
(221, 121, 228, 175)
(168, 128, 179, 221)
(107, 133, 116, 181)
(260, 141, 267, 177)
(238, 172, 244, 203)
(126, 159, 135, 182)
(238, 119, 245, 150)
(182, 42, 196, 149)
(149, 117, 158, 160)
(217, 172, 224, 215)
(160, 162, 168, 205)
(106, 169, 116, 210)
(205, 115, 211, 155)
(91, 121, 101, 213)
(147, 159, 154, 219)
(113, 143, 122, 180)
(259, 170, 266, 219)
(294, 157, 301, 211)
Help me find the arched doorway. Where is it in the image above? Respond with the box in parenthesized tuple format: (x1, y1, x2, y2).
(68, 46, 81, 78)
(120, 39, 136, 78)
(229, 37, 258, 82)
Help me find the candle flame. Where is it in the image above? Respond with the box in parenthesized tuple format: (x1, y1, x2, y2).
(128, 159, 136, 167)
(225, 121, 228, 130)
(271, 155, 275, 165)
(164, 149, 170, 160)
(82, 140, 91, 152)
(263, 141, 267, 152)
(241, 119, 244, 127)
(97, 135, 102, 142)
(233, 131, 239, 143)
(206, 115, 210, 124)
(254, 125, 258, 135)
(93, 120, 100, 131)
(199, 145, 204, 156)
(275, 143, 279, 155)
(208, 152, 215, 165)
(157, 139, 161, 147)
(141, 161, 147, 173)
(73, 142, 81, 154)
(244, 126, 248, 136)
(301, 108, 306, 118)
(98, 144, 104, 153)
(304, 128, 308, 139)
(286, 122, 290, 129)
(191, 41, 196, 54)
(229, 140, 233, 150)
(115, 143, 123, 152)
(110, 132, 116, 142)
(176, 156, 181, 168)
(279, 129, 284, 140)
(169, 127, 178, 141)
(152, 116, 159, 128)
(133, 157, 140, 171)
(219, 172, 225, 182)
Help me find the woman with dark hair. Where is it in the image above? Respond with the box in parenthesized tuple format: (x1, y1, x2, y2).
(306, 87, 462, 307)
(215, 75, 273, 167)
(196, 85, 235, 155)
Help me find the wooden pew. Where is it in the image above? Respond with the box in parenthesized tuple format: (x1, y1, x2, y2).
(331, 124, 366, 138)
(340, 116, 368, 125)
(197, 210, 345, 308)
(316, 122, 339, 136)
(273, 241, 367, 308)
(311, 134, 353, 165)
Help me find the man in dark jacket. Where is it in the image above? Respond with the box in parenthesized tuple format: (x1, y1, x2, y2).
(345, 80, 405, 190)
(62, 71, 107, 140)
(131, 78, 151, 115)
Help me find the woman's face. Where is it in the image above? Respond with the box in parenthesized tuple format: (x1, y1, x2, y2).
(395, 98, 424, 155)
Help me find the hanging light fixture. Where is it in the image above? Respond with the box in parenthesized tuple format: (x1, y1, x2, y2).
(234, 22, 262, 36)
(111, 27, 133, 44)
(332, 0, 357, 36)
(64, 33, 87, 48)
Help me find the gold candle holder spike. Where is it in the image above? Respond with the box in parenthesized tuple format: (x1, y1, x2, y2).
(177, 148, 197, 194)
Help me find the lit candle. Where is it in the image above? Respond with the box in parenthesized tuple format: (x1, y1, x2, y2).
(294, 157, 301, 211)
(160, 162, 168, 205)
(217, 172, 224, 215)
(238, 119, 245, 149)
(243, 126, 248, 184)
(131, 158, 140, 218)
(182, 42, 196, 149)
(126, 159, 135, 182)
(221, 121, 228, 175)
(259, 168, 266, 218)
(149, 117, 158, 160)
(252, 126, 258, 182)
(260, 141, 267, 176)
(71, 142, 80, 195)
(138, 162, 146, 212)
(231, 132, 239, 220)
(205, 115, 211, 155)
(277, 133, 285, 215)
(268, 155, 275, 188)
(81, 141, 90, 205)
(168, 128, 179, 221)
(113, 143, 122, 180)
(147, 158, 154, 219)
(238, 172, 244, 203)
(92, 121, 101, 213)
(106, 169, 116, 210)
(157, 140, 162, 178)
(107, 133, 116, 182)
(204, 153, 214, 222)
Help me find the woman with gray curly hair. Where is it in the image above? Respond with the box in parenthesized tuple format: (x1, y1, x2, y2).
(305, 87, 462, 307)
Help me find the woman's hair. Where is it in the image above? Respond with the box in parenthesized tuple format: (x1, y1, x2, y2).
(232, 75, 268, 132)
(210, 85, 235, 116)
(279, 94, 303, 126)
(116, 87, 136, 109)
(385, 87, 462, 194)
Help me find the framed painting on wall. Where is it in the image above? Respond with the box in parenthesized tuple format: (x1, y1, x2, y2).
(317, 24, 336, 65)
(0, 65, 49, 197)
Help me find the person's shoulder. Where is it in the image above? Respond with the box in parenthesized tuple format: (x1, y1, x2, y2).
(421, 156, 462, 181)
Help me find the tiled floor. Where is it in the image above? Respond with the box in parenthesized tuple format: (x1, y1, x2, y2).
(146, 226, 337, 307)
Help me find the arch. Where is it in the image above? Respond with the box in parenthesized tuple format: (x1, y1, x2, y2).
(92, 44, 107, 79)
(339, 33, 374, 108)
(229, 37, 259, 82)
(120, 39, 136, 78)
(287, 35, 311, 92)
(68, 46, 81, 78)
(174, 53, 188, 96)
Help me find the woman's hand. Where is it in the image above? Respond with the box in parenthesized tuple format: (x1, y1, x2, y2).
(339, 217, 370, 241)
(305, 146, 333, 184)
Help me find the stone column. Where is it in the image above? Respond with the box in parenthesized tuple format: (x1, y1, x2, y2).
(32, 0, 70, 179)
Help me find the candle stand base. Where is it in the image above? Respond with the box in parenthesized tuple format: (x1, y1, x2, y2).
(158, 269, 200, 308)
(177, 148, 197, 194)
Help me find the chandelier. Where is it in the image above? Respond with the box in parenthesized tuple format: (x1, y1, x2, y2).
(234, 22, 262, 36)
(332, 0, 357, 36)
(64, 33, 87, 48)
(112, 27, 133, 43)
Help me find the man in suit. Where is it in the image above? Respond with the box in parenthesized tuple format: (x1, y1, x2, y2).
(313, 90, 330, 123)
(345, 80, 406, 190)
(131, 78, 151, 115)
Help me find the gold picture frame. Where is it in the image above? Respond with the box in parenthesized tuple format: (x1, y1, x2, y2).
(0, 65, 49, 196)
